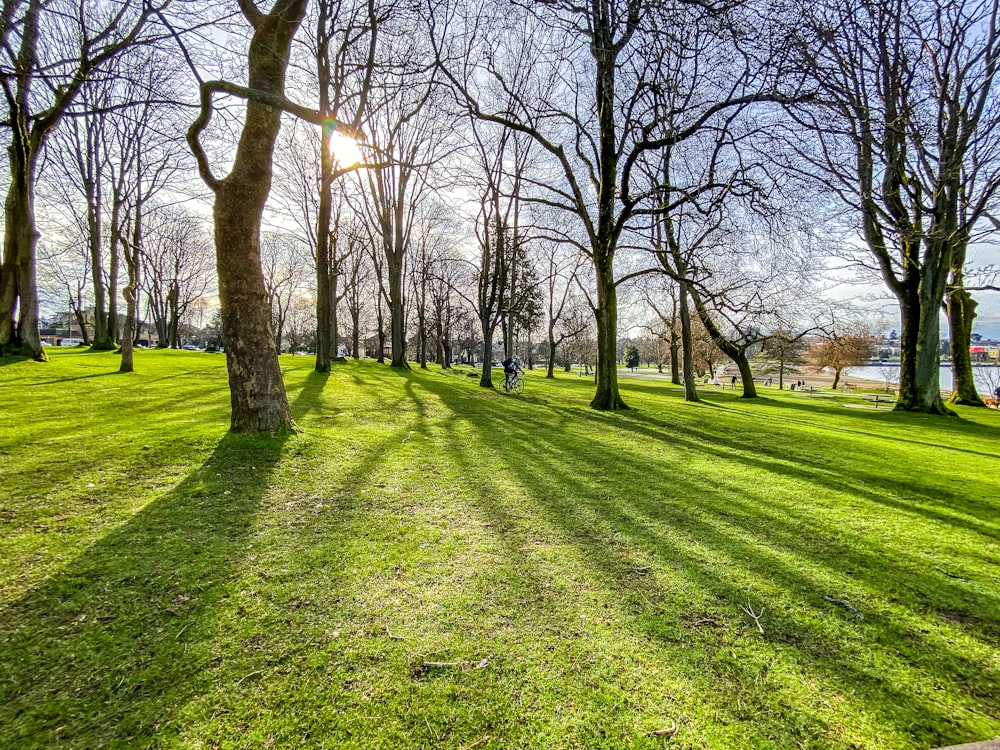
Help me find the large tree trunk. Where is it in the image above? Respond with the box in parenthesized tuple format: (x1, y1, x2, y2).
(546, 321, 557, 379)
(87, 169, 113, 350)
(734, 353, 757, 398)
(479, 317, 494, 388)
(947, 283, 985, 407)
(590, 262, 626, 410)
(191, 0, 306, 433)
(119, 204, 141, 374)
(314, 170, 333, 372)
(0, 1, 43, 359)
(895, 262, 952, 415)
(387, 258, 408, 368)
(678, 279, 699, 403)
(1, 133, 44, 359)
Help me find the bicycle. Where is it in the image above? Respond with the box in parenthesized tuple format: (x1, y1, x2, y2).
(499, 371, 524, 395)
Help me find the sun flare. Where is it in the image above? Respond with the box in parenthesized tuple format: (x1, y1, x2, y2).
(329, 132, 364, 168)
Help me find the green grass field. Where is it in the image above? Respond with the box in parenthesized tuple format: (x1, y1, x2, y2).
(1, 348, 998, 749)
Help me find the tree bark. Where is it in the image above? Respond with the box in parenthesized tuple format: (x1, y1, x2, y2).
(314, 159, 333, 372)
(1, 142, 44, 359)
(119, 201, 142, 374)
(947, 279, 985, 407)
(1, 1, 44, 358)
(590, 261, 627, 409)
(893, 242, 953, 415)
(387, 257, 408, 368)
(189, 0, 306, 433)
(678, 279, 699, 403)
(479, 316, 495, 388)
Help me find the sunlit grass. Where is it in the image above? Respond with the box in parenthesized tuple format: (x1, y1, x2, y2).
(1, 348, 998, 749)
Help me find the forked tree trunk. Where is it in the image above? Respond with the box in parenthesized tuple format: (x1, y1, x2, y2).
(189, 0, 306, 433)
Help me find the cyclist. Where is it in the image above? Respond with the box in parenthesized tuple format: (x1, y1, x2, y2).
(501, 356, 523, 391)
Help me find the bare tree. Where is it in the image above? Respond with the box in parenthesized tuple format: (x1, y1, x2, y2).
(805, 329, 877, 390)
(433, 0, 796, 409)
(187, 0, 310, 432)
(356, 42, 453, 369)
(141, 207, 213, 349)
(0, 0, 165, 359)
(787, 0, 1000, 412)
(540, 240, 587, 378)
(115, 50, 187, 373)
(261, 231, 312, 352)
(310, 0, 380, 372)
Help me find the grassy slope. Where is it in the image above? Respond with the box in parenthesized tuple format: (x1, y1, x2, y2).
(0, 349, 998, 750)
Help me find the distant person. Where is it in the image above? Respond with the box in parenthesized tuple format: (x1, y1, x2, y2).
(765, 377, 772, 387)
(995, 385, 1000, 407)
(731, 375, 737, 388)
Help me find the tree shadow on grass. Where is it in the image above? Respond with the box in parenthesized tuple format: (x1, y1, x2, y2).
(0, 432, 287, 749)
(0, 354, 30, 368)
(407, 371, 1000, 748)
(289, 369, 330, 422)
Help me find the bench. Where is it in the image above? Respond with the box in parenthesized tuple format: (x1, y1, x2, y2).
(862, 393, 896, 408)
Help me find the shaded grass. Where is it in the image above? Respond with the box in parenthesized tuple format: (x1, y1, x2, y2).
(1, 348, 998, 749)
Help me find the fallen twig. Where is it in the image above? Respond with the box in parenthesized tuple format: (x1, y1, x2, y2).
(820, 594, 864, 620)
(648, 717, 678, 736)
(235, 669, 264, 686)
(385, 624, 407, 641)
(460, 735, 490, 750)
(935, 567, 968, 581)
(420, 658, 491, 670)
(740, 603, 766, 635)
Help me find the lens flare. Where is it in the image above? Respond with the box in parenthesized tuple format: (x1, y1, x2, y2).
(329, 132, 364, 168)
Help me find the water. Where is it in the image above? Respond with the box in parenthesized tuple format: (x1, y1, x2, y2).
(844, 364, 1000, 394)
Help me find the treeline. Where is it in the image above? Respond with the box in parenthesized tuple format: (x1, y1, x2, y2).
(2, 0, 998, 430)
